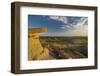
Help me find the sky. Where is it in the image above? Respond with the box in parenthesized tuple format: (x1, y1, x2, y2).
(28, 15, 88, 36)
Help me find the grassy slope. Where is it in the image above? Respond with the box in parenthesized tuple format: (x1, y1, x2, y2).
(40, 36, 88, 59)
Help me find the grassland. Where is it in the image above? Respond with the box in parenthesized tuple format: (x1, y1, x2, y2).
(40, 36, 88, 59)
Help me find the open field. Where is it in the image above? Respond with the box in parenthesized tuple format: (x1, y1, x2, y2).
(40, 36, 88, 59)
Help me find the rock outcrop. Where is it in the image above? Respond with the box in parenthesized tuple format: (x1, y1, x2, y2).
(28, 28, 49, 60)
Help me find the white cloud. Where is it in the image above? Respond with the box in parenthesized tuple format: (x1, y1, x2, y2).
(40, 17, 88, 36)
(64, 17, 88, 36)
(49, 16, 68, 24)
(69, 25, 87, 36)
(59, 17, 88, 36)
(74, 17, 88, 28)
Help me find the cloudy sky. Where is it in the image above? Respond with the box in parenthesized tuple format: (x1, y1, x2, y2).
(28, 15, 88, 36)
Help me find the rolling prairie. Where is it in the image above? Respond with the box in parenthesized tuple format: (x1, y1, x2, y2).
(40, 36, 88, 59)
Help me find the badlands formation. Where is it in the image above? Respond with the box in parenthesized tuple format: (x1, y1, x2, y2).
(28, 28, 49, 60)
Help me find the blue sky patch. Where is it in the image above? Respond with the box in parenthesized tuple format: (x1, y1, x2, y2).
(28, 15, 88, 36)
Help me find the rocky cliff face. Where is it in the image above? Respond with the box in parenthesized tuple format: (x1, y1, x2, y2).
(28, 28, 49, 60)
